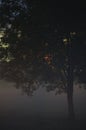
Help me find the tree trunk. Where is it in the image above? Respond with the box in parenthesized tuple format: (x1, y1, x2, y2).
(67, 41, 75, 120)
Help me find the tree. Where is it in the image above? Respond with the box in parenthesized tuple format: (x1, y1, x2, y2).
(0, 32, 86, 119)
(0, 0, 86, 120)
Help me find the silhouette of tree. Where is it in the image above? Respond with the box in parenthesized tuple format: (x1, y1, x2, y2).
(0, 0, 86, 121)
(0, 33, 86, 119)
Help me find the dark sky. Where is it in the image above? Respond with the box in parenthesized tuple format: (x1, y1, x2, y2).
(33, 1, 86, 26)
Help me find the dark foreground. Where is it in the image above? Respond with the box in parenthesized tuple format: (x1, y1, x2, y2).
(1, 117, 86, 130)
